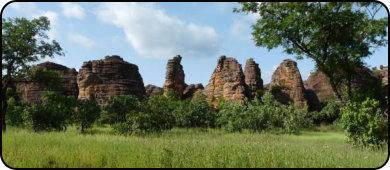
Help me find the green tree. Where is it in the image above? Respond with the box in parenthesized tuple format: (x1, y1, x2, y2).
(26, 91, 76, 132)
(234, 2, 387, 102)
(75, 98, 101, 134)
(27, 66, 62, 91)
(341, 98, 387, 147)
(104, 95, 142, 124)
(2, 17, 63, 131)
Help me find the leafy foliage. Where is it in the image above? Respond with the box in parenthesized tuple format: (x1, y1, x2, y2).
(311, 101, 341, 124)
(27, 66, 62, 91)
(173, 94, 214, 128)
(5, 97, 29, 127)
(216, 99, 247, 132)
(74, 97, 101, 133)
(234, 2, 388, 102)
(340, 98, 388, 147)
(103, 95, 142, 124)
(216, 92, 310, 134)
(25, 91, 76, 132)
(2, 16, 63, 131)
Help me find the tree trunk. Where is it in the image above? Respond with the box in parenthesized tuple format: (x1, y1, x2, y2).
(81, 122, 85, 134)
(326, 74, 344, 104)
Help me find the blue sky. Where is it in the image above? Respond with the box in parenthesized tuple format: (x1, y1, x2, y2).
(2, 2, 388, 87)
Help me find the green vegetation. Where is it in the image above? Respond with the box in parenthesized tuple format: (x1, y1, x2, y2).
(74, 97, 101, 133)
(234, 2, 388, 102)
(341, 98, 388, 147)
(216, 92, 310, 134)
(2, 126, 387, 168)
(2, 16, 63, 131)
(26, 91, 76, 132)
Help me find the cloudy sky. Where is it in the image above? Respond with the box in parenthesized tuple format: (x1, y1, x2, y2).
(2, 2, 388, 87)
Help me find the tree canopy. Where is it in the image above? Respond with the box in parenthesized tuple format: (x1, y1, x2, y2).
(234, 2, 388, 102)
(2, 16, 64, 131)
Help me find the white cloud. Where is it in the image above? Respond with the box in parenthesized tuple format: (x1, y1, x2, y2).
(95, 2, 220, 58)
(229, 20, 252, 42)
(9, 2, 37, 14)
(68, 34, 96, 49)
(9, 2, 60, 41)
(60, 2, 85, 19)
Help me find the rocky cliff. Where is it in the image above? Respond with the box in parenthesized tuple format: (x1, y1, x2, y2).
(19, 62, 78, 103)
(380, 65, 388, 86)
(203, 55, 248, 105)
(244, 58, 263, 99)
(163, 55, 187, 97)
(270, 59, 307, 107)
(304, 66, 383, 110)
(145, 84, 163, 96)
(77, 55, 145, 106)
(183, 84, 204, 100)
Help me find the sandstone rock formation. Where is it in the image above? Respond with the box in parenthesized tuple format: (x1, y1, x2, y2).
(379, 65, 388, 86)
(304, 66, 382, 110)
(244, 58, 263, 99)
(204, 55, 248, 105)
(19, 62, 78, 103)
(304, 71, 335, 102)
(183, 84, 204, 100)
(304, 71, 333, 110)
(77, 55, 145, 106)
(163, 55, 187, 97)
(270, 59, 307, 107)
(145, 84, 163, 96)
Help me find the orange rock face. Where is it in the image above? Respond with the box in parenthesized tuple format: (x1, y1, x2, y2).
(304, 71, 335, 102)
(145, 84, 163, 96)
(244, 58, 263, 99)
(19, 62, 78, 103)
(270, 59, 307, 107)
(163, 55, 187, 97)
(380, 65, 388, 86)
(203, 55, 248, 106)
(183, 84, 204, 100)
(77, 55, 145, 106)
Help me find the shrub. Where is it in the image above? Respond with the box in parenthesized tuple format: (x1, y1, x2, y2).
(74, 97, 101, 133)
(103, 95, 141, 124)
(113, 112, 153, 135)
(173, 94, 213, 128)
(5, 97, 29, 127)
(340, 98, 388, 147)
(111, 94, 178, 135)
(215, 99, 246, 132)
(26, 91, 76, 132)
(142, 94, 177, 131)
(216, 92, 310, 134)
(311, 101, 340, 124)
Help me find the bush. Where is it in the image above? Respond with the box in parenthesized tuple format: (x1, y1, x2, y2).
(142, 94, 177, 131)
(216, 99, 247, 132)
(5, 97, 29, 127)
(173, 94, 213, 128)
(311, 101, 340, 124)
(26, 91, 76, 132)
(103, 95, 142, 124)
(110, 94, 178, 135)
(340, 98, 388, 147)
(216, 92, 310, 134)
(74, 97, 101, 133)
(113, 112, 153, 135)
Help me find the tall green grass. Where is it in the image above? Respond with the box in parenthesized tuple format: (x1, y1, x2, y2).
(2, 126, 388, 168)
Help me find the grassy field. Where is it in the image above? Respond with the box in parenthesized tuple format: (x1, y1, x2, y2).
(2, 126, 388, 168)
